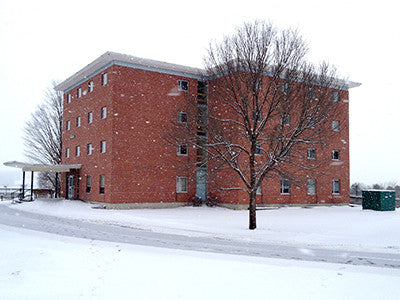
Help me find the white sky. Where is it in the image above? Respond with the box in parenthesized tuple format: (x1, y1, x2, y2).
(0, 0, 399, 187)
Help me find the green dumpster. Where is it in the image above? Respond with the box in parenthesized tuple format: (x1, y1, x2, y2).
(362, 190, 396, 211)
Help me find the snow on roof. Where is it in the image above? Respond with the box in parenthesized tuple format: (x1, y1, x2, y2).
(55, 51, 205, 92)
(55, 51, 360, 92)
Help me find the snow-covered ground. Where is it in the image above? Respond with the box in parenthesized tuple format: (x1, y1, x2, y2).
(2, 198, 400, 253)
(1, 224, 400, 299)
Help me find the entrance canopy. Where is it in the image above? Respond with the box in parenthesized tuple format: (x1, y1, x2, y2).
(3, 161, 81, 172)
(3, 161, 81, 201)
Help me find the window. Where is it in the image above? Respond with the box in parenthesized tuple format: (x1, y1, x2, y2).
(178, 80, 189, 91)
(281, 114, 290, 126)
(87, 143, 93, 155)
(332, 120, 339, 131)
(307, 179, 316, 195)
(256, 185, 262, 195)
(76, 116, 81, 127)
(88, 112, 93, 124)
(331, 91, 339, 102)
(307, 117, 316, 129)
(332, 180, 340, 194)
(77, 87, 82, 98)
(99, 175, 105, 194)
(100, 141, 106, 153)
(67, 94, 71, 103)
(255, 77, 262, 90)
(76, 146, 80, 157)
(251, 110, 261, 122)
(281, 179, 290, 194)
(281, 82, 290, 94)
(102, 73, 107, 85)
(176, 177, 188, 193)
(178, 112, 187, 123)
(86, 175, 91, 193)
(307, 87, 316, 98)
(66, 148, 70, 158)
(66, 120, 70, 131)
(177, 144, 188, 155)
(88, 81, 94, 92)
(332, 150, 340, 160)
(255, 144, 262, 155)
(101, 107, 107, 119)
(307, 148, 316, 159)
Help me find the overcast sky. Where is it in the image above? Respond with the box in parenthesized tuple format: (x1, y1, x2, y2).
(0, 0, 399, 187)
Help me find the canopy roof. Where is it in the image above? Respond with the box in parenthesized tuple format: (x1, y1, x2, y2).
(3, 161, 81, 172)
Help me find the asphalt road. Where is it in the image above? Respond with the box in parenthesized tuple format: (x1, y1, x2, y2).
(1, 204, 400, 269)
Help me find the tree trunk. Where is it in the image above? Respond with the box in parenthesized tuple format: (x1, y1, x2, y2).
(249, 191, 257, 230)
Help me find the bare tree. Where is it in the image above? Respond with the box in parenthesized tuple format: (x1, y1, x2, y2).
(350, 182, 367, 196)
(23, 81, 62, 191)
(170, 21, 344, 229)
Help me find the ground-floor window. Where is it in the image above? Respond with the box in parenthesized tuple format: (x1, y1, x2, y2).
(332, 180, 340, 194)
(86, 175, 91, 193)
(307, 179, 316, 195)
(256, 185, 262, 195)
(99, 175, 105, 194)
(176, 177, 188, 193)
(280, 179, 290, 194)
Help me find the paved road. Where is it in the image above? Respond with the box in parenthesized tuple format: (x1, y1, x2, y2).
(1, 204, 400, 269)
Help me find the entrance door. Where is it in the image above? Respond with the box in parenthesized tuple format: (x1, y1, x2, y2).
(67, 175, 75, 199)
(196, 168, 207, 201)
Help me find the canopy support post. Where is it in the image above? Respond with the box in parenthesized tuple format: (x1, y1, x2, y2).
(30, 171, 34, 201)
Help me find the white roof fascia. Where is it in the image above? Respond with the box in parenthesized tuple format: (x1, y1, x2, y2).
(3, 161, 81, 172)
(55, 51, 205, 93)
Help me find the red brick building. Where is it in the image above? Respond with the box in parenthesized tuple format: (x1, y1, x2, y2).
(55, 52, 359, 208)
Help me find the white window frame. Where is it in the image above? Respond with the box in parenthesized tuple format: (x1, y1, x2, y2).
(88, 81, 94, 92)
(101, 107, 107, 119)
(88, 112, 93, 124)
(178, 80, 189, 91)
(307, 148, 316, 159)
(251, 110, 261, 122)
(86, 175, 91, 193)
(332, 150, 340, 160)
(255, 77, 262, 90)
(281, 114, 290, 126)
(76, 146, 80, 157)
(280, 179, 290, 194)
(100, 141, 106, 153)
(255, 144, 262, 155)
(177, 111, 188, 123)
(76, 116, 81, 127)
(176, 177, 188, 193)
(307, 179, 316, 195)
(331, 91, 339, 102)
(102, 73, 107, 86)
(177, 144, 188, 156)
(332, 120, 339, 131)
(66, 120, 70, 131)
(66, 148, 70, 158)
(99, 175, 105, 194)
(307, 87, 316, 98)
(87, 143, 93, 155)
(256, 185, 262, 195)
(281, 82, 290, 94)
(67, 94, 71, 103)
(77, 87, 82, 98)
(332, 180, 340, 194)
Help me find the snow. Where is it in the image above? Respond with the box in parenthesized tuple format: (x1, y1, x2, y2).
(1, 224, 400, 299)
(2, 199, 400, 254)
